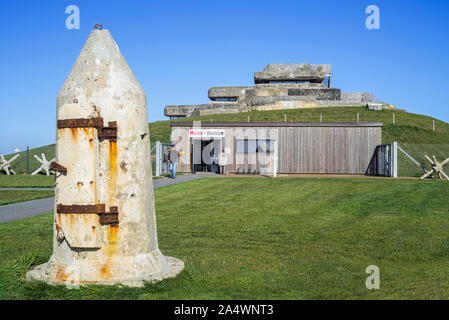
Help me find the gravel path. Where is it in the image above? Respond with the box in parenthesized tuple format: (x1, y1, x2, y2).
(0, 173, 215, 223)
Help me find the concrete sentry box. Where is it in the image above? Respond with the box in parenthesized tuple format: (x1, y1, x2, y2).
(170, 122, 382, 175)
(26, 29, 183, 287)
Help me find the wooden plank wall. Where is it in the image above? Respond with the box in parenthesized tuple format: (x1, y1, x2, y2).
(231, 127, 277, 174)
(278, 126, 381, 174)
(172, 125, 381, 174)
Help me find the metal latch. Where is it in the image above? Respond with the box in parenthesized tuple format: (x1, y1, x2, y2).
(98, 121, 117, 142)
(57, 117, 118, 141)
(99, 206, 119, 225)
(57, 204, 119, 225)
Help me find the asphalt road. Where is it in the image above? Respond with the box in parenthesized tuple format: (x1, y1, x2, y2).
(0, 173, 215, 223)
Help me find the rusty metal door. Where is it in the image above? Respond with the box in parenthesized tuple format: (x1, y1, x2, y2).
(56, 125, 102, 248)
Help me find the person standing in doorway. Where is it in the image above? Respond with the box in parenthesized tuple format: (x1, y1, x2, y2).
(218, 150, 227, 174)
(168, 146, 179, 179)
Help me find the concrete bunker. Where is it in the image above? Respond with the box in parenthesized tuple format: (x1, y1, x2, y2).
(165, 64, 386, 118)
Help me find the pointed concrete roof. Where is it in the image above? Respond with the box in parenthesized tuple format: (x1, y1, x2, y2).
(58, 29, 145, 102)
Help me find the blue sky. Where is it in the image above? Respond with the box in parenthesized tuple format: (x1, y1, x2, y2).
(1, 0, 448, 153)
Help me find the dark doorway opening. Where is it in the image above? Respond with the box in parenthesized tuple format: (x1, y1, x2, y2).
(191, 139, 220, 173)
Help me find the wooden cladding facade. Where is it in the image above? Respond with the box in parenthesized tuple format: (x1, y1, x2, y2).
(170, 122, 382, 175)
(277, 126, 381, 174)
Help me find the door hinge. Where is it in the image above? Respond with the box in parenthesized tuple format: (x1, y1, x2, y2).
(57, 117, 118, 141)
(57, 204, 119, 225)
(49, 161, 67, 174)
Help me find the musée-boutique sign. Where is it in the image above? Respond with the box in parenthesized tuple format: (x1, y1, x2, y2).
(188, 129, 225, 138)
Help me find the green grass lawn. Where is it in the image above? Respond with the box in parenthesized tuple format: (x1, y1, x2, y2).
(0, 190, 54, 206)
(0, 175, 54, 188)
(1, 177, 449, 299)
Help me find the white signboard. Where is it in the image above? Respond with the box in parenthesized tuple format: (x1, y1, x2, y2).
(189, 129, 225, 138)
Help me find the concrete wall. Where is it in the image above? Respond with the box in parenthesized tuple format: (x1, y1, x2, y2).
(341, 92, 377, 103)
(254, 64, 331, 84)
(252, 97, 367, 110)
(164, 102, 241, 117)
(287, 88, 341, 100)
(208, 86, 251, 100)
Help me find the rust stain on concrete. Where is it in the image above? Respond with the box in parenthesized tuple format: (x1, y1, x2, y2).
(69, 128, 78, 140)
(89, 128, 98, 204)
(102, 139, 118, 280)
(101, 225, 119, 279)
(108, 141, 117, 206)
(69, 214, 75, 226)
(55, 265, 67, 282)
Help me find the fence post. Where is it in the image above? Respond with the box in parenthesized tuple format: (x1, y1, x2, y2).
(320, 114, 323, 123)
(385, 144, 392, 177)
(284, 114, 286, 122)
(357, 113, 360, 123)
(392, 114, 396, 125)
(155, 141, 161, 177)
(391, 141, 398, 178)
(273, 140, 278, 178)
(26, 146, 29, 174)
(433, 120, 435, 131)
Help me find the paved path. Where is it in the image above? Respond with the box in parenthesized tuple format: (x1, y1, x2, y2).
(0, 173, 215, 223)
(0, 197, 55, 223)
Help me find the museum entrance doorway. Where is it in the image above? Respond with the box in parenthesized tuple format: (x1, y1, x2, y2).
(191, 138, 221, 173)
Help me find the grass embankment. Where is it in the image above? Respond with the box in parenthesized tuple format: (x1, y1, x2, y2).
(1, 177, 449, 299)
(0, 190, 54, 206)
(0, 175, 54, 188)
(150, 107, 449, 143)
(6, 107, 449, 176)
(5, 145, 56, 175)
